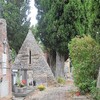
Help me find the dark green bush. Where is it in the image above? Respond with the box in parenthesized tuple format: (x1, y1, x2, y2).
(68, 35, 100, 93)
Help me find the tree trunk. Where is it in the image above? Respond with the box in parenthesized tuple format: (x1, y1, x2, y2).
(49, 55, 56, 76)
(56, 52, 65, 78)
(48, 51, 56, 76)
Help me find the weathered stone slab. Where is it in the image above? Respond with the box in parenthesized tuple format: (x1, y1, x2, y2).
(73, 96, 92, 100)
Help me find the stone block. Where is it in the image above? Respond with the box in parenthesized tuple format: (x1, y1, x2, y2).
(73, 96, 91, 100)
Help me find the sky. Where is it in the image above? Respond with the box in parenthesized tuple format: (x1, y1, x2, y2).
(29, 0, 38, 26)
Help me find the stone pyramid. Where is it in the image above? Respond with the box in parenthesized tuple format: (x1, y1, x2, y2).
(12, 30, 56, 86)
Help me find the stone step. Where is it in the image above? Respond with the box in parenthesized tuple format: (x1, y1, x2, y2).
(73, 96, 92, 100)
(12, 97, 25, 100)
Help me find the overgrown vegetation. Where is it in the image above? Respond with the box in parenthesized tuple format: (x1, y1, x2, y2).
(11, 48, 16, 62)
(68, 35, 100, 94)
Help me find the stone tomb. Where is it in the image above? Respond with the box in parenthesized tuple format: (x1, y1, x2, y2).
(12, 30, 56, 93)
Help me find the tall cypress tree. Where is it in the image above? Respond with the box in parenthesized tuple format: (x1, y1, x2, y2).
(35, 0, 77, 77)
(35, 0, 100, 78)
(1, 0, 30, 53)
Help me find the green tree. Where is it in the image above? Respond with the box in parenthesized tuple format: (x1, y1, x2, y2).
(68, 35, 100, 93)
(91, 0, 100, 44)
(35, 0, 79, 78)
(73, 0, 100, 43)
(74, 0, 97, 35)
(35, 0, 100, 78)
(1, 0, 30, 53)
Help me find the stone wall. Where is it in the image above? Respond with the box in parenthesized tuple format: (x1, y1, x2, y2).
(0, 18, 12, 99)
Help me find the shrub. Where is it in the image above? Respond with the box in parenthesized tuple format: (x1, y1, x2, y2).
(91, 87, 100, 100)
(68, 35, 100, 93)
(57, 77, 66, 85)
(37, 84, 45, 91)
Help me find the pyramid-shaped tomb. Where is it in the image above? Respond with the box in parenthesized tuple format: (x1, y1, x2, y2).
(12, 30, 56, 86)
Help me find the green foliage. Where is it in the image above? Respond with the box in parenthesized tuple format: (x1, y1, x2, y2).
(57, 77, 66, 85)
(73, 0, 98, 35)
(35, 0, 78, 55)
(35, 0, 100, 78)
(91, 87, 100, 100)
(1, 0, 30, 53)
(16, 71, 21, 86)
(68, 35, 100, 93)
(91, 0, 100, 44)
(35, 0, 100, 54)
(11, 48, 16, 62)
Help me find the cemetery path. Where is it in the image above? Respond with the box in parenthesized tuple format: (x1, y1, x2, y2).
(23, 78, 78, 100)
(12, 78, 92, 100)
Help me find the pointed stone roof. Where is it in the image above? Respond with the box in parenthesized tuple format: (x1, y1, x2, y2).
(12, 30, 56, 85)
